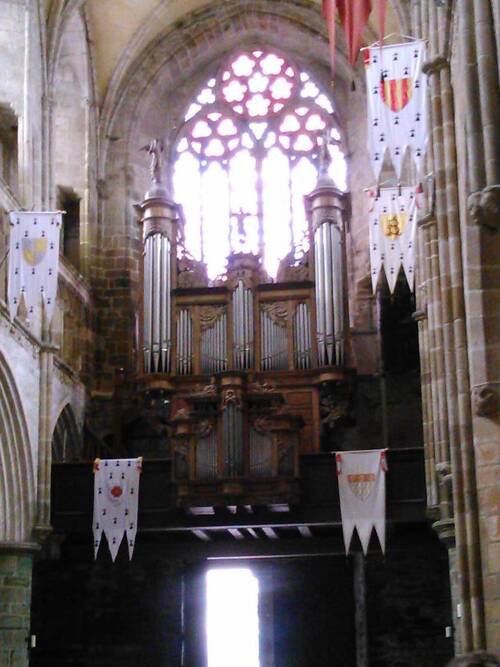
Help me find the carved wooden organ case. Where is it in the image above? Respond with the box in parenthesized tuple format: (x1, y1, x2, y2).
(135, 174, 353, 507)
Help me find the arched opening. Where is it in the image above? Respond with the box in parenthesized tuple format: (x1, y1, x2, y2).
(51, 403, 82, 463)
(51, 10, 90, 272)
(0, 352, 34, 542)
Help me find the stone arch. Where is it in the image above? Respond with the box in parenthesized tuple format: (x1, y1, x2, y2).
(101, 2, 356, 221)
(93, 2, 360, 383)
(100, 0, 355, 169)
(48, 3, 98, 274)
(0, 351, 34, 543)
(51, 403, 82, 463)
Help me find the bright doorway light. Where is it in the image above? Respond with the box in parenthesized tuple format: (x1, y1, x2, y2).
(206, 568, 260, 667)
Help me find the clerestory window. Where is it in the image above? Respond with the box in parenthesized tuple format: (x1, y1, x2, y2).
(173, 49, 347, 280)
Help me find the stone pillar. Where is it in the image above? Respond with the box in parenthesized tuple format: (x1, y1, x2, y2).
(0, 543, 38, 667)
(352, 553, 369, 667)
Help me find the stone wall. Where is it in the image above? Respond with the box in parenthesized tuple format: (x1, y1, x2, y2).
(0, 551, 34, 667)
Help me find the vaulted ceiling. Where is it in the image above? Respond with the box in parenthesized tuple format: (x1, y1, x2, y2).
(46, 0, 404, 105)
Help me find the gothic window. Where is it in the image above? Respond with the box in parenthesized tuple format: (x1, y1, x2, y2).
(173, 50, 347, 279)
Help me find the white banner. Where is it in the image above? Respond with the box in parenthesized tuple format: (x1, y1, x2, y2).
(8, 211, 62, 322)
(364, 40, 427, 180)
(336, 449, 387, 555)
(93, 458, 142, 561)
(368, 185, 420, 293)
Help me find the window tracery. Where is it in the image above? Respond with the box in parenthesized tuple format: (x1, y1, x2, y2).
(173, 49, 347, 279)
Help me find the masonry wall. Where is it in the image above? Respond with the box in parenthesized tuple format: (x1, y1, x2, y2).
(0, 552, 33, 667)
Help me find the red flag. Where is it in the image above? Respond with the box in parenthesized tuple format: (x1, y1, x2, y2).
(322, 0, 338, 75)
(338, 0, 371, 66)
(323, 0, 387, 76)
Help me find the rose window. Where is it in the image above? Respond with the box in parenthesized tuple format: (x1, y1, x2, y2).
(173, 50, 347, 279)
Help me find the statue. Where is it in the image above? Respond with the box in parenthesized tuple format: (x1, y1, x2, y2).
(140, 138, 164, 184)
(318, 128, 332, 176)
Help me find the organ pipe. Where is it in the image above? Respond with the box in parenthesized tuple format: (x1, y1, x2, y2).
(177, 308, 193, 375)
(136, 165, 178, 376)
(260, 306, 288, 371)
(223, 400, 244, 476)
(232, 280, 254, 370)
(201, 309, 227, 374)
(307, 173, 347, 367)
(249, 427, 273, 477)
(196, 428, 218, 480)
(293, 302, 311, 369)
(143, 233, 172, 373)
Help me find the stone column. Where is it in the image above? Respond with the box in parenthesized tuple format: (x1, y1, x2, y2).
(352, 553, 369, 667)
(0, 543, 39, 667)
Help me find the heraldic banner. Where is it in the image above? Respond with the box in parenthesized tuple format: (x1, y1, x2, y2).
(8, 211, 62, 321)
(336, 449, 387, 555)
(364, 40, 427, 180)
(368, 185, 420, 293)
(93, 458, 142, 561)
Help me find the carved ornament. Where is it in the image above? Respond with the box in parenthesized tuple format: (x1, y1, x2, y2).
(261, 302, 288, 327)
(472, 383, 499, 418)
(199, 305, 226, 331)
(177, 252, 209, 287)
(468, 186, 500, 232)
(222, 388, 242, 409)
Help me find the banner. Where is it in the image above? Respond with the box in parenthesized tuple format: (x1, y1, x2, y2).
(336, 449, 387, 555)
(8, 211, 62, 321)
(368, 185, 419, 293)
(364, 40, 427, 180)
(93, 458, 142, 561)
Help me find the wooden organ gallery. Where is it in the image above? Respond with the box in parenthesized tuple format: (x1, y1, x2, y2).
(134, 152, 350, 506)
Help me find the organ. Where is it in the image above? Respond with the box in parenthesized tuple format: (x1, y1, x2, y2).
(135, 149, 353, 508)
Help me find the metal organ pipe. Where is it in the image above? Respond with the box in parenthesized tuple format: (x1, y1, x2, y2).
(143, 233, 172, 373)
(260, 308, 288, 371)
(177, 308, 193, 375)
(314, 227, 326, 366)
(233, 281, 254, 370)
(308, 181, 347, 368)
(294, 302, 311, 369)
(143, 235, 153, 373)
(196, 429, 217, 480)
(331, 220, 344, 365)
(201, 309, 227, 374)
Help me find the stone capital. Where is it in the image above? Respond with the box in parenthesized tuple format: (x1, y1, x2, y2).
(417, 213, 436, 229)
(422, 55, 449, 76)
(471, 382, 499, 419)
(412, 308, 427, 322)
(467, 185, 500, 232)
(0, 540, 41, 555)
(432, 518, 456, 548)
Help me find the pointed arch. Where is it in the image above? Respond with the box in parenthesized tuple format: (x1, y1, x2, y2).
(51, 403, 81, 462)
(0, 351, 34, 542)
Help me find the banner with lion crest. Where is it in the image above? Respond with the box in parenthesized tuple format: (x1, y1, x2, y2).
(8, 211, 62, 321)
(336, 449, 387, 555)
(363, 40, 427, 181)
(367, 185, 420, 293)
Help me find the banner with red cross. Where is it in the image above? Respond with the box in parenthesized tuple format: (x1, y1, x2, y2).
(93, 458, 142, 561)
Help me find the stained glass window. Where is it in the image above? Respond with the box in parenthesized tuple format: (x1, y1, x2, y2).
(173, 50, 347, 279)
